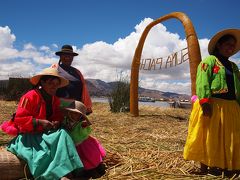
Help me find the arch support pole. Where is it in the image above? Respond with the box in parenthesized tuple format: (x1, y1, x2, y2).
(130, 12, 201, 116)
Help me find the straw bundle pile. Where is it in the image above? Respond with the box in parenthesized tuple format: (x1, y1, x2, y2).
(0, 147, 31, 180)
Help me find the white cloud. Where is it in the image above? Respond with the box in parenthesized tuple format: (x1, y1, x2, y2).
(0, 47, 18, 61)
(52, 43, 58, 48)
(0, 60, 35, 79)
(0, 26, 16, 48)
(39, 45, 51, 51)
(3, 18, 239, 95)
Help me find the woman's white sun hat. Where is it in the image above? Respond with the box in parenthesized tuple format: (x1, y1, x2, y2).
(30, 67, 69, 88)
(208, 28, 240, 56)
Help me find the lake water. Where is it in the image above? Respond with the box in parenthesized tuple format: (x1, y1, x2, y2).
(91, 97, 170, 108)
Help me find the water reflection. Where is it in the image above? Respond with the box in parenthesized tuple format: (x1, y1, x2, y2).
(91, 97, 170, 107)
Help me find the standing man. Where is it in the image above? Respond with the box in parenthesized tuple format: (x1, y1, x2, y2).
(51, 44, 92, 114)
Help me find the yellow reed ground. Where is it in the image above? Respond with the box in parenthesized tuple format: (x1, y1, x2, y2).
(0, 101, 234, 179)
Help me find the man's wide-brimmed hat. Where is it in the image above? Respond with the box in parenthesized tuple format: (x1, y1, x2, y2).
(30, 67, 69, 88)
(64, 100, 92, 125)
(208, 28, 240, 56)
(55, 44, 78, 56)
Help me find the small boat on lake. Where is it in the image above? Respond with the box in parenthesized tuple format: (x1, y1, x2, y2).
(168, 100, 191, 109)
(138, 97, 155, 102)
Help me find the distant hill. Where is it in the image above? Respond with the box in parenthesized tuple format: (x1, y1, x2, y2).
(86, 79, 190, 100)
(86, 79, 112, 96)
(0, 78, 190, 101)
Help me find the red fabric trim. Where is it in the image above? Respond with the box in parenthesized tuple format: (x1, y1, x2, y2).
(75, 69, 92, 110)
(199, 98, 210, 105)
(212, 65, 220, 74)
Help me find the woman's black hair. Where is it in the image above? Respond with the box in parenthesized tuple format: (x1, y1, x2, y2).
(212, 34, 237, 55)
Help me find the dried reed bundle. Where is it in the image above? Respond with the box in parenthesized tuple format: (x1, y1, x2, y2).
(0, 147, 31, 180)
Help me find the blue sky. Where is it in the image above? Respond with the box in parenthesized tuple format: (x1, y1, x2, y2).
(0, 0, 239, 94)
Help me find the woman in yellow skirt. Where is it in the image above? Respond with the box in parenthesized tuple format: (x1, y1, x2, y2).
(184, 28, 240, 174)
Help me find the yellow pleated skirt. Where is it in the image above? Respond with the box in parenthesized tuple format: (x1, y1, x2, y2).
(183, 98, 240, 170)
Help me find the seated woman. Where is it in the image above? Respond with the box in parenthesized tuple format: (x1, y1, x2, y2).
(0, 67, 84, 180)
(62, 100, 106, 179)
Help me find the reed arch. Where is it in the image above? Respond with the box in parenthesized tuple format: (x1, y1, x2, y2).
(130, 12, 201, 116)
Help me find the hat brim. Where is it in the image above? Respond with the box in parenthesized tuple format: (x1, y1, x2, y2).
(55, 51, 78, 56)
(30, 72, 69, 88)
(208, 28, 240, 56)
(64, 108, 90, 122)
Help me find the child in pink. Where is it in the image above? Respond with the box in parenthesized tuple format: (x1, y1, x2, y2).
(62, 100, 106, 178)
